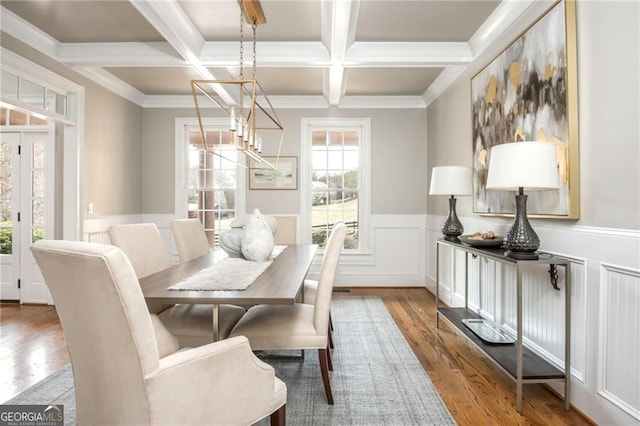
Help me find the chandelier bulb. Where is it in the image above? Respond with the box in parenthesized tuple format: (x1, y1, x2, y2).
(229, 107, 236, 132)
(237, 117, 244, 137)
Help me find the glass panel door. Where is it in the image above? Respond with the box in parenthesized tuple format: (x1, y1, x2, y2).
(0, 133, 20, 300)
(0, 131, 52, 303)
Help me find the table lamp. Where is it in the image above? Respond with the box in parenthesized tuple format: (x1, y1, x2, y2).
(486, 141, 560, 259)
(429, 166, 473, 241)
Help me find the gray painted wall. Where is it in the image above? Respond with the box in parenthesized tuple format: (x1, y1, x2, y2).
(141, 107, 427, 215)
(83, 85, 142, 216)
(427, 1, 640, 230)
(1, 34, 144, 217)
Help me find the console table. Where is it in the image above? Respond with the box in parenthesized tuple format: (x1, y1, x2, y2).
(435, 238, 572, 412)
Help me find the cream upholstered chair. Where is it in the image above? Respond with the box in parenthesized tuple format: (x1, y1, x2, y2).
(302, 220, 345, 304)
(273, 216, 297, 245)
(108, 223, 246, 346)
(229, 222, 347, 405)
(31, 240, 286, 426)
(302, 221, 346, 347)
(169, 219, 211, 263)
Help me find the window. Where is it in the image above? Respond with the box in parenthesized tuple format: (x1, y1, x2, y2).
(301, 118, 370, 253)
(176, 118, 246, 248)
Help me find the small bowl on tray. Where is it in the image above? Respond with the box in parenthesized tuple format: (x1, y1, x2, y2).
(458, 235, 504, 248)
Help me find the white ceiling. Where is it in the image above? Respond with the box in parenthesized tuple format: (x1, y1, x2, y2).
(0, 0, 537, 109)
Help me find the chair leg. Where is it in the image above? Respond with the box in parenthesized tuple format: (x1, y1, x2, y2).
(328, 325, 334, 349)
(318, 349, 334, 405)
(270, 404, 286, 426)
(326, 344, 333, 371)
(329, 311, 334, 331)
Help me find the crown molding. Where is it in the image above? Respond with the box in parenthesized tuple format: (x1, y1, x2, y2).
(468, 0, 540, 56)
(339, 96, 426, 109)
(422, 66, 466, 107)
(75, 67, 146, 106)
(140, 94, 427, 109)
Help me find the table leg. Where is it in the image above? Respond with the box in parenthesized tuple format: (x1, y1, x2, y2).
(212, 304, 219, 342)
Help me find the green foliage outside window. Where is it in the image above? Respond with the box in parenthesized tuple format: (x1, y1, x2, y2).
(0, 222, 44, 254)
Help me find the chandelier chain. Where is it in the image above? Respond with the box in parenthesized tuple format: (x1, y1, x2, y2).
(239, 8, 244, 81)
(252, 22, 257, 81)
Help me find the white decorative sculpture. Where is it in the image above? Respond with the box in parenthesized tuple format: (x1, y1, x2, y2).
(219, 228, 244, 258)
(242, 209, 275, 262)
(219, 210, 278, 260)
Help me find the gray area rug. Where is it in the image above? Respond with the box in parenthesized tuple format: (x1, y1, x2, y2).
(5, 296, 456, 425)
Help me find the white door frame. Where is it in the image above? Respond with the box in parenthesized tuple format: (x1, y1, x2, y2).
(1, 48, 85, 243)
(1, 49, 85, 304)
(0, 128, 55, 303)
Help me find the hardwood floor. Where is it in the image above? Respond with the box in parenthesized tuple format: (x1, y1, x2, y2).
(1, 288, 593, 425)
(0, 303, 69, 402)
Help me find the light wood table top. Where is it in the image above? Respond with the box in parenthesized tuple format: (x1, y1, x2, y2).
(140, 244, 318, 306)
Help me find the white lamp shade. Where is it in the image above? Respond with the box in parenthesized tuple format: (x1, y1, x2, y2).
(486, 141, 560, 191)
(429, 166, 473, 196)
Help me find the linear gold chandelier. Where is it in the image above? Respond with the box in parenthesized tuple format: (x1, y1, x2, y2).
(191, 0, 283, 170)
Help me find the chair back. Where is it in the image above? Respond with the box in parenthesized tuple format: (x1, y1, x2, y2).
(313, 222, 347, 334)
(273, 216, 297, 245)
(108, 223, 173, 313)
(31, 240, 160, 424)
(107, 223, 171, 278)
(170, 219, 211, 263)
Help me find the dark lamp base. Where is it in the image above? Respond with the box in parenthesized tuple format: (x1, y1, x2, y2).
(506, 250, 539, 260)
(441, 196, 463, 243)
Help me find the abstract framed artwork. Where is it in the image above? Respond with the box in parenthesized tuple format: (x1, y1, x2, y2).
(249, 156, 298, 190)
(471, 0, 580, 218)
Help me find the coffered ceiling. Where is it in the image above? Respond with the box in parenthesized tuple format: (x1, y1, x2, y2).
(0, 0, 537, 109)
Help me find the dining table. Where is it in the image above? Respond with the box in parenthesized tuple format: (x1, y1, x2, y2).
(139, 243, 318, 341)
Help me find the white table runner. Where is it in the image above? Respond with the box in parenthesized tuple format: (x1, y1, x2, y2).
(168, 245, 287, 291)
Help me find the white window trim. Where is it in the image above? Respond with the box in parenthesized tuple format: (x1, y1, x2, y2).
(1, 48, 84, 242)
(300, 117, 371, 254)
(174, 117, 246, 220)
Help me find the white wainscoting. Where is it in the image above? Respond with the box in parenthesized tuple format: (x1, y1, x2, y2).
(329, 214, 426, 287)
(427, 213, 640, 426)
(598, 263, 640, 421)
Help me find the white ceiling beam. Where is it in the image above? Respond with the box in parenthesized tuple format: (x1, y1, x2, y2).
(57, 42, 185, 66)
(347, 42, 473, 66)
(0, 7, 60, 58)
(128, 0, 235, 104)
(128, 0, 204, 62)
(56, 40, 474, 69)
(321, 0, 361, 107)
(200, 42, 330, 67)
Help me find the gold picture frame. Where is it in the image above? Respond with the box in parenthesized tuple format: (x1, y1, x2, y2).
(471, 0, 579, 219)
(249, 156, 297, 190)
